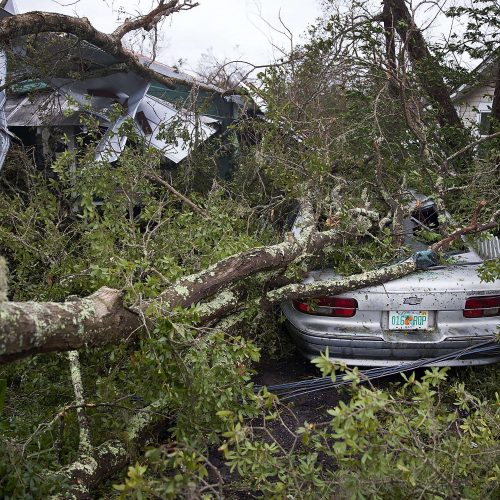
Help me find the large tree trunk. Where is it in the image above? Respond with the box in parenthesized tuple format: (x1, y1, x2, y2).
(382, 0, 463, 131)
(156, 225, 356, 308)
(0, 288, 141, 364)
(381, 2, 399, 98)
(0, 208, 372, 363)
(0, 256, 423, 364)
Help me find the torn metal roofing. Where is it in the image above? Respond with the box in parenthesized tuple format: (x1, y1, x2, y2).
(0, 0, 17, 18)
(5, 80, 219, 165)
(136, 94, 217, 164)
(49, 72, 150, 119)
(2, 0, 17, 14)
(95, 79, 150, 162)
(0, 3, 254, 170)
(5, 92, 90, 127)
(49, 72, 152, 164)
(0, 105, 9, 168)
(48, 71, 219, 164)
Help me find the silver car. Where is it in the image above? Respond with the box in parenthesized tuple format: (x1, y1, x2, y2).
(282, 198, 500, 367)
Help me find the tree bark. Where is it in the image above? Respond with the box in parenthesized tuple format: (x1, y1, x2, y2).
(382, 3, 399, 98)
(0, 287, 141, 364)
(382, 0, 463, 131)
(157, 235, 325, 307)
(52, 398, 170, 499)
(266, 259, 417, 305)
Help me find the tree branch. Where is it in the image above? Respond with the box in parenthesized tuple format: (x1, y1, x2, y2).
(112, 1, 199, 40)
(155, 216, 370, 308)
(0, 10, 225, 95)
(1, 195, 497, 365)
(491, 57, 500, 131)
(445, 130, 500, 163)
(374, 138, 405, 246)
(67, 350, 92, 456)
(430, 202, 499, 253)
(265, 259, 418, 305)
(50, 397, 169, 498)
(146, 173, 209, 218)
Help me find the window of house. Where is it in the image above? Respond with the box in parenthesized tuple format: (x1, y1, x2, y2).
(479, 111, 491, 135)
(477, 103, 492, 135)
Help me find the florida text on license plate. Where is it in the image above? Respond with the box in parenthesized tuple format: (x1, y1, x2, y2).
(389, 311, 429, 330)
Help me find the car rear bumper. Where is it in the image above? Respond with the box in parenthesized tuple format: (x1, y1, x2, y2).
(286, 322, 500, 367)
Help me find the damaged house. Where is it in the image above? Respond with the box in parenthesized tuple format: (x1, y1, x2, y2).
(0, 0, 258, 174)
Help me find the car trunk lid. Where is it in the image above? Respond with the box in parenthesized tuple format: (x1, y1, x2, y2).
(313, 263, 498, 312)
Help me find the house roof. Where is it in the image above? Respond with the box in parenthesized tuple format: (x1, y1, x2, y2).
(137, 54, 226, 94)
(0, 0, 17, 18)
(0, 3, 258, 170)
(5, 77, 219, 165)
(451, 55, 498, 102)
(5, 92, 88, 126)
(136, 94, 218, 164)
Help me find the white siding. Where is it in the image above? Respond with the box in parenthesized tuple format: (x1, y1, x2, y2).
(455, 85, 495, 128)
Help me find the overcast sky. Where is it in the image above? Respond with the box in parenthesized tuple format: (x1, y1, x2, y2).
(15, 0, 322, 72)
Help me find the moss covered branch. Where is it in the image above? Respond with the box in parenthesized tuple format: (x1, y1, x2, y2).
(0, 256, 7, 303)
(0, 287, 142, 364)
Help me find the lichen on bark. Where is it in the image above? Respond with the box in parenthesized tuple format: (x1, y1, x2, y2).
(0, 256, 8, 302)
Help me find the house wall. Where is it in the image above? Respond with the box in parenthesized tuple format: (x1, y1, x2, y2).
(455, 84, 495, 129)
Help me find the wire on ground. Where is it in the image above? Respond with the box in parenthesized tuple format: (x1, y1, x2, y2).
(255, 341, 500, 400)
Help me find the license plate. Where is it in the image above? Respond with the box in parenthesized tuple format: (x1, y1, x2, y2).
(388, 311, 429, 330)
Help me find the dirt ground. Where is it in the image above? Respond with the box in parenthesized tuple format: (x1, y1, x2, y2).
(252, 351, 346, 424)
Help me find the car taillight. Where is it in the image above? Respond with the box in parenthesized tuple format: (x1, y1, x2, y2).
(463, 296, 500, 318)
(292, 297, 358, 317)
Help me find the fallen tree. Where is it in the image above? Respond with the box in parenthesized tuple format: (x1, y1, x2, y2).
(1, 2, 499, 498)
(2, 200, 496, 364)
(0, 199, 373, 363)
(1, 204, 495, 496)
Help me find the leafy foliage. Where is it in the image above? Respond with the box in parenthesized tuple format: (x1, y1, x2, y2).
(1, 0, 500, 497)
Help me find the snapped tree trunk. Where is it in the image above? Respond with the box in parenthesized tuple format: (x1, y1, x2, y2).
(382, 0, 463, 133)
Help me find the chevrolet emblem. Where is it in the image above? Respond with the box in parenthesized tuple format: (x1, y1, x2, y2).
(403, 296, 423, 305)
